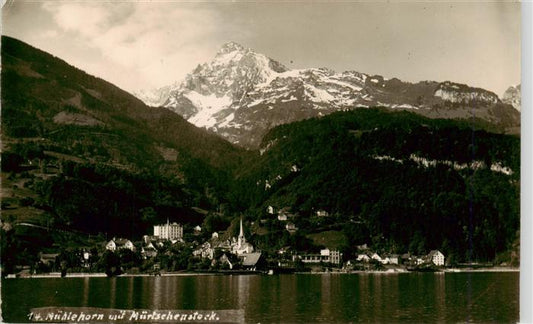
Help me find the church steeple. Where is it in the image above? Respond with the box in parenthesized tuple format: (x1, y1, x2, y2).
(238, 216, 245, 247)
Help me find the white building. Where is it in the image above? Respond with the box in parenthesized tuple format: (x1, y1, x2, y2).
(357, 254, 371, 262)
(428, 250, 445, 266)
(285, 222, 298, 233)
(371, 253, 382, 262)
(297, 249, 343, 265)
(316, 210, 329, 217)
(106, 238, 135, 252)
(154, 219, 183, 241)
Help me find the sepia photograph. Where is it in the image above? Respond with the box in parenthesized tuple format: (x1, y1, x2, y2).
(0, 1, 524, 323)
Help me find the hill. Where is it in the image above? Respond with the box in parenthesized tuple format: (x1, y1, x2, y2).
(234, 109, 519, 263)
(1, 36, 251, 267)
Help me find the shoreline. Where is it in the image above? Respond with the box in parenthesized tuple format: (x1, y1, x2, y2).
(4, 267, 519, 279)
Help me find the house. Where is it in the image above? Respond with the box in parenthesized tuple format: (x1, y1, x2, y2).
(106, 238, 135, 252)
(296, 249, 343, 265)
(357, 244, 369, 251)
(212, 232, 219, 239)
(400, 253, 413, 264)
(153, 219, 183, 241)
(285, 222, 298, 233)
(388, 254, 400, 265)
(193, 242, 215, 260)
(219, 254, 233, 270)
(141, 243, 158, 259)
(39, 253, 59, 267)
(267, 206, 275, 214)
(356, 254, 371, 262)
(427, 250, 445, 266)
(371, 253, 382, 262)
(316, 210, 329, 217)
(194, 225, 202, 233)
(240, 252, 264, 271)
(278, 207, 293, 220)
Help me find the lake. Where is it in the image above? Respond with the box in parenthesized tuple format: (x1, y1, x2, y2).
(1, 272, 519, 323)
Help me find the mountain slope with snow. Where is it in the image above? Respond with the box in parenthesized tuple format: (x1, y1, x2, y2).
(136, 42, 520, 148)
(502, 84, 521, 111)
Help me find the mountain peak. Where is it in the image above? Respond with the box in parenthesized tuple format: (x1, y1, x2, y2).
(502, 84, 521, 111)
(218, 41, 247, 54)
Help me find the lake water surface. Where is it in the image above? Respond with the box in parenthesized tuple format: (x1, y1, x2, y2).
(1, 272, 518, 323)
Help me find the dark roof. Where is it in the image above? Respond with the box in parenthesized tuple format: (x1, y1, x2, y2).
(114, 238, 132, 245)
(241, 253, 262, 266)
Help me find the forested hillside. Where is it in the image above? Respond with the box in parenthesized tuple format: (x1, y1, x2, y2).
(233, 109, 519, 263)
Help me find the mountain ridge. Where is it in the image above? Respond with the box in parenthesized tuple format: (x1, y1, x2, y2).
(136, 41, 520, 148)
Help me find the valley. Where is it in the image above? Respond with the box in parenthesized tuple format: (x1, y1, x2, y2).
(0, 36, 520, 276)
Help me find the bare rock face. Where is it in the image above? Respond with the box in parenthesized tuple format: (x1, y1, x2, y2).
(136, 42, 520, 148)
(502, 84, 521, 111)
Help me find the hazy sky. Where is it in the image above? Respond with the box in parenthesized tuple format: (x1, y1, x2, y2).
(2, 1, 521, 96)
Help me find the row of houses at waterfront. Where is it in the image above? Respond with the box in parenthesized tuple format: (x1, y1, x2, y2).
(103, 217, 445, 270)
(354, 250, 445, 266)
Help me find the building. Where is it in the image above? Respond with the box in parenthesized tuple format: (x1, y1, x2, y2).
(316, 210, 329, 217)
(296, 249, 343, 265)
(219, 254, 233, 270)
(240, 252, 264, 271)
(193, 242, 215, 260)
(285, 222, 298, 233)
(388, 254, 400, 265)
(232, 217, 254, 255)
(106, 238, 135, 252)
(39, 253, 59, 267)
(153, 219, 183, 241)
(141, 243, 158, 259)
(427, 250, 445, 266)
(356, 254, 371, 262)
(267, 206, 275, 214)
(371, 253, 382, 263)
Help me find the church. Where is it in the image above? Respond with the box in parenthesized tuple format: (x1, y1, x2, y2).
(232, 217, 254, 255)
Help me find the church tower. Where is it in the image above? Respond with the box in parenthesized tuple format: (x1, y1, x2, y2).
(238, 217, 245, 247)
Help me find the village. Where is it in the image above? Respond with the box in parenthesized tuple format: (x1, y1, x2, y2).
(12, 205, 449, 278)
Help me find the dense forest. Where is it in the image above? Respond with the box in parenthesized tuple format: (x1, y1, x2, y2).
(232, 109, 519, 263)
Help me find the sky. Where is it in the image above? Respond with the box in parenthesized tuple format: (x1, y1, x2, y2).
(1, 1, 521, 96)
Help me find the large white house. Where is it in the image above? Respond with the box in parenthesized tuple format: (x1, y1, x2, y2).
(154, 219, 183, 241)
(428, 250, 445, 266)
(106, 238, 135, 252)
(296, 249, 343, 265)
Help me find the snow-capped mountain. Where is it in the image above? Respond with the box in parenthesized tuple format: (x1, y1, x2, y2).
(136, 42, 520, 148)
(502, 84, 521, 111)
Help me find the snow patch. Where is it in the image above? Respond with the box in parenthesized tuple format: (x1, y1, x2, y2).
(326, 78, 363, 91)
(305, 85, 335, 103)
(184, 91, 233, 128)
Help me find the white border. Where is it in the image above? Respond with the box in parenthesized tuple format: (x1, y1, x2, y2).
(521, 1, 532, 323)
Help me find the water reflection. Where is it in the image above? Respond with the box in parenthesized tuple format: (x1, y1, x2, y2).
(1, 272, 519, 323)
